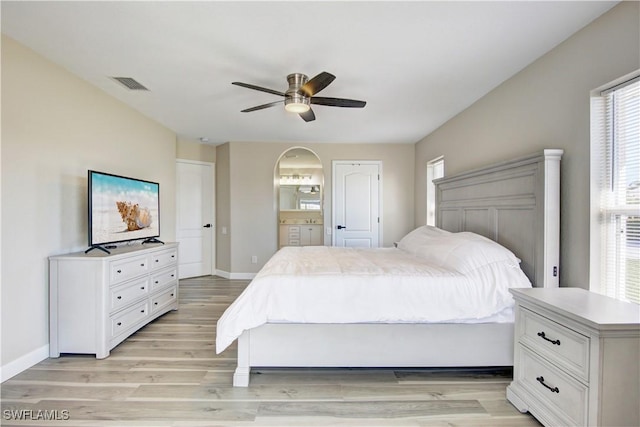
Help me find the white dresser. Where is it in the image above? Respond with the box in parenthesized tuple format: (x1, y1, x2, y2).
(507, 288, 640, 427)
(49, 242, 179, 359)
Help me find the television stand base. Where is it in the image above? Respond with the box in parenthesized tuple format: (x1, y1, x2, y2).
(142, 238, 164, 245)
(84, 245, 111, 254)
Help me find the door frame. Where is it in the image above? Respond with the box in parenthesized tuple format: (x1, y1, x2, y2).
(331, 160, 383, 247)
(175, 159, 216, 277)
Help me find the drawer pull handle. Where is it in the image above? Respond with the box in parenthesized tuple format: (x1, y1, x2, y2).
(155, 259, 159, 263)
(140, 263, 145, 267)
(117, 296, 122, 300)
(171, 255, 175, 258)
(536, 376, 559, 393)
(117, 269, 122, 274)
(141, 309, 145, 313)
(171, 293, 174, 297)
(117, 322, 122, 326)
(537, 331, 561, 345)
(155, 281, 159, 284)
(141, 287, 145, 290)
(154, 302, 158, 305)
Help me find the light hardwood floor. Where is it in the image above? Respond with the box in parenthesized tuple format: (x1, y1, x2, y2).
(1, 276, 541, 426)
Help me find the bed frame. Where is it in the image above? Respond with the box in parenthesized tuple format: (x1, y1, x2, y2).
(232, 149, 563, 387)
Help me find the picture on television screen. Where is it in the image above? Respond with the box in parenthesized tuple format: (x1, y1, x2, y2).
(89, 170, 160, 246)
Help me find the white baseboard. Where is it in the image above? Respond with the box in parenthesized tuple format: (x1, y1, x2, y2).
(215, 270, 256, 280)
(215, 269, 231, 279)
(1, 344, 49, 382)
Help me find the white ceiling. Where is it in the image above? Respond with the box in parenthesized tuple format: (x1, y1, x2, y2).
(1, 1, 617, 146)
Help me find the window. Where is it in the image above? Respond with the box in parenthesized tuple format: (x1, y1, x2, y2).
(592, 75, 639, 303)
(426, 157, 444, 226)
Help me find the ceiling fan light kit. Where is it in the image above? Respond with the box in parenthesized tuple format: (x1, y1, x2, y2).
(232, 71, 366, 122)
(284, 101, 310, 113)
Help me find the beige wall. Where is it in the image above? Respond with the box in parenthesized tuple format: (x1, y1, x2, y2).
(176, 138, 216, 163)
(414, 2, 640, 289)
(1, 36, 177, 374)
(218, 141, 415, 274)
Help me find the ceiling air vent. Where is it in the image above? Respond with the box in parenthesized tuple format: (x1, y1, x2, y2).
(111, 77, 149, 91)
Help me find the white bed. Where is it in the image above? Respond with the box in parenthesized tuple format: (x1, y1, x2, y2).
(218, 149, 563, 387)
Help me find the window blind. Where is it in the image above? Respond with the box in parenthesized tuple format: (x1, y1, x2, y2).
(597, 77, 639, 303)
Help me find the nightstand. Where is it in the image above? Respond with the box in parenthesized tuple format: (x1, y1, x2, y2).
(507, 287, 639, 427)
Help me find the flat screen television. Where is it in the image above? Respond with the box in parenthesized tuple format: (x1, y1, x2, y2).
(87, 170, 161, 253)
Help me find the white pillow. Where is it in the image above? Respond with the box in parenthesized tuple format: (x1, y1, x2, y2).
(401, 230, 520, 274)
(397, 226, 450, 253)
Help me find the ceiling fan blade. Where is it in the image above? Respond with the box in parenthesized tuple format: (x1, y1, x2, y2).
(298, 72, 336, 97)
(240, 100, 284, 113)
(232, 82, 285, 97)
(299, 108, 316, 122)
(310, 97, 366, 108)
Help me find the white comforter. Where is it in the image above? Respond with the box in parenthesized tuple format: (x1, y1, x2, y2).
(216, 235, 532, 353)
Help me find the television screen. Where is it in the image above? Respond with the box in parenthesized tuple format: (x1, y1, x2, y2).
(88, 170, 160, 247)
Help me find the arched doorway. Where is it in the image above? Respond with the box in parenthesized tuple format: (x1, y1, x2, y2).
(275, 147, 324, 249)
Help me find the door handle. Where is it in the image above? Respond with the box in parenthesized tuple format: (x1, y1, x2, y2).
(336, 225, 346, 229)
(203, 224, 212, 228)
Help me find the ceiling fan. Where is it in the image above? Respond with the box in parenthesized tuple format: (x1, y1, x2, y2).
(232, 71, 366, 122)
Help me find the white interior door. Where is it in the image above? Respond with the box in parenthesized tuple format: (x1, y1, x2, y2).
(332, 161, 381, 247)
(176, 160, 215, 278)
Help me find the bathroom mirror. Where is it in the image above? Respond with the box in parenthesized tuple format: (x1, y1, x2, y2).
(279, 185, 321, 210)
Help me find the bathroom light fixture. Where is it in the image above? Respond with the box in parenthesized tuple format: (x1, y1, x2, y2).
(280, 174, 312, 185)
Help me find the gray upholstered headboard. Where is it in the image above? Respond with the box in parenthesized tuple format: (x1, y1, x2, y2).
(435, 149, 562, 288)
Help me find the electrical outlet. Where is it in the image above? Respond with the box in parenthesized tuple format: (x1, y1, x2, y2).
(326, 227, 332, 235)
(221, 226, 227, 235)
(251, 255, 258, 264)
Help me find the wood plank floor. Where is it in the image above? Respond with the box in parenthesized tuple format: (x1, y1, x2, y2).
(1, 276, 541, 426)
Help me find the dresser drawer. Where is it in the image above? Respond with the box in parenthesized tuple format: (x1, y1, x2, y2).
(519, 307, 590, 381)
(110, 255, 150, 285)
(151, 248, 178, 270)
(288, 226, 300, 237)
(150, 267, 177, 292)
(110, 300, 149, 338)
(517, 345, 588, 426)
(109, 277, 149, 312)
(151, 286, 177, 314)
